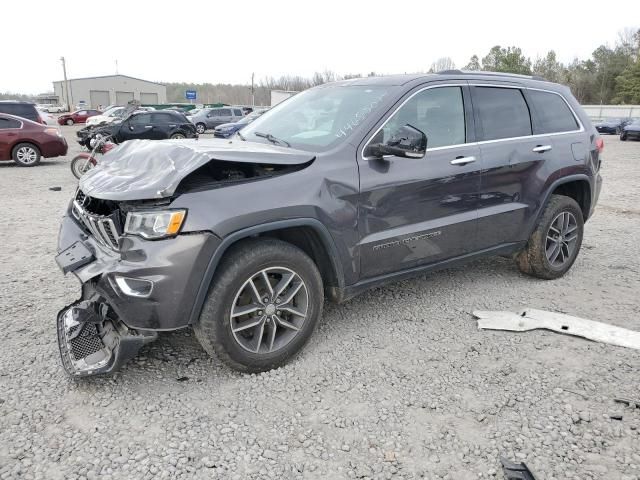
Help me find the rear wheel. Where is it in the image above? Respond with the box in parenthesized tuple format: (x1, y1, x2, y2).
(12, 143, 41, 166)
(66, 118, 74, 126)
(620, 132, 627, 141)
(194, 238, 323, 373)
(195, 123, 206, 134)
(516, 195, 584, 280)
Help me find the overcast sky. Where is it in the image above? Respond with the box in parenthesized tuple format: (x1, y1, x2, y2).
(2, 0, 634, 94)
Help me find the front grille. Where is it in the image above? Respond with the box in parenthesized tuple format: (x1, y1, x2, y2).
(69, 323, 104, 360)
(72, 190, 122, 250)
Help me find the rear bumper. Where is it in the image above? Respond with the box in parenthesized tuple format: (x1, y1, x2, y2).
(41, 137, 68, 158)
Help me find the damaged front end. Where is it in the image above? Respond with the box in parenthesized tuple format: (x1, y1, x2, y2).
(56, 139, 315, 377)
(57, 295, 156, 377)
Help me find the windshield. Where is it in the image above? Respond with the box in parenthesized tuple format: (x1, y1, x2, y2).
(240, 85, 393, 151)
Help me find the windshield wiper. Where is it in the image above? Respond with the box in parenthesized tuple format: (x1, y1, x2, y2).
(236, 130, 246, 141)
(254, 131, 290, 147)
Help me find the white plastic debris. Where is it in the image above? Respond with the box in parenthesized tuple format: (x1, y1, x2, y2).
(473, 308, 640, 350)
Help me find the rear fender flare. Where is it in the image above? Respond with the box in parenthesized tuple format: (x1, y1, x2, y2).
(528, 174, 592, 237)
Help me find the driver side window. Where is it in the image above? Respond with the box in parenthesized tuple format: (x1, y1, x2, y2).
(381, 86, 466, 149)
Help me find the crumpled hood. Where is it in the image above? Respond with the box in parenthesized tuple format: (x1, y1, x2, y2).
(79, 138, 315, 201)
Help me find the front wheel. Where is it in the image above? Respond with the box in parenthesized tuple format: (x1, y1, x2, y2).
(620, 132, 627, 141)
(70, 154, 95, 179)
(170, 132, 186, 139)
(66, 118, 74, 126)
(516, 194, 584, 280)
(194, 238, 323, 373)
(195, 123, 206, 134)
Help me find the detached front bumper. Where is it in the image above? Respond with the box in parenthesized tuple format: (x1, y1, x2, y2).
(56, 211, 221, 375)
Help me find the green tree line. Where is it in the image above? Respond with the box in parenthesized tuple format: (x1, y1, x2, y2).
(459, 27, 640, 104)
(3, 29, 638, 106)
(163, 28, 639, 106)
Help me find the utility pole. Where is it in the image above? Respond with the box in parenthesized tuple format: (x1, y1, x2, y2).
(60, 56, 72, 111)
(115, 59, 119, 74)
(251, 72, 255, 107)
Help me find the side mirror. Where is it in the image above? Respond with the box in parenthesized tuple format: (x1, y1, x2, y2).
(369, 124, 427, 159)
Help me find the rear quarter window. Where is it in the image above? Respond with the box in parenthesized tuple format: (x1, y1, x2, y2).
(0, 117, 22, 129)
(474, 87, 532, 141)
(528, 90, 579, 134)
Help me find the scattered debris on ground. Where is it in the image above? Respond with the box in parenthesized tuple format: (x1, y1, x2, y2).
(474, 308, 640, 350)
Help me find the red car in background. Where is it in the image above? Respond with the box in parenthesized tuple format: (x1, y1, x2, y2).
(57, 109, 101, 126)
(0, 113, 68, 166)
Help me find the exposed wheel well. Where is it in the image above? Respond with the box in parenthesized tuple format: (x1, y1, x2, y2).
(256, 226, 340, 294)
(551, 180, 591, 220)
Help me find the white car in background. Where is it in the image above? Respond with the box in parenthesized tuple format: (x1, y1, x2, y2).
(36, 109, 57, 125)
(85, 106, 126, 126)
(47, 105, 66, 113)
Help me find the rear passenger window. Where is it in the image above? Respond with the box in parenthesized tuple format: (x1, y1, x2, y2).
(0, 117, 22, 129)
(380, 86, 466, 149)
(234, 109, 243, 116)
(528, 90, 579, 134)
(220, 109, 232, 116)
(474, 87, 532, 141)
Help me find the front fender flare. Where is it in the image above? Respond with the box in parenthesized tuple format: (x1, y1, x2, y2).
(186, 218, 344, 325)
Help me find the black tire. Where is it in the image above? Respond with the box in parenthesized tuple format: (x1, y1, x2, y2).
(66, 118, 74, 126)
(620, 132, 627, 141)
(70, 155, 94, 179)
(516, 194, 584, 280)
(195, 123, 206, 134)
(170, 132, 186, 139)
(194, 238, 324, 373)
(12, 143, 41, 167)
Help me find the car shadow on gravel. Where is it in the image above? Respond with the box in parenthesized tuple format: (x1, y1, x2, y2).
(92, 255, 541, 380)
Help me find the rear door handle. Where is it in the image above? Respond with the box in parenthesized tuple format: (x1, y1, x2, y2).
(450, 156, 476, 166)
(532, 145, 552, 153)
(144, 125, 153, 129)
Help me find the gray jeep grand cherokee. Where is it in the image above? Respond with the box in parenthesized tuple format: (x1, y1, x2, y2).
(56, 71, 603, 376)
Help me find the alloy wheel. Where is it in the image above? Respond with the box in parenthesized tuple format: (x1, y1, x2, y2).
(545, 211, 578, 268)
(230, 267, 308, 354)
(16, 146, 38, 164)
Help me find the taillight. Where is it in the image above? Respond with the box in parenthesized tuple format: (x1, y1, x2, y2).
(595, 137, 604, 153)
(45, 127, 62, 137)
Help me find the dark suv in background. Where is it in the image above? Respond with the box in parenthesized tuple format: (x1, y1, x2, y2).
(0, 101, 44, 124)
(56, 71, 602, 377)
(78, 110, 197, 146)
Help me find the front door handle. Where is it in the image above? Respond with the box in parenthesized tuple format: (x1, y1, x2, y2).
(144, 125, 153, 129)
(532, 145, 552, 153)
(450, 156, 476, 166)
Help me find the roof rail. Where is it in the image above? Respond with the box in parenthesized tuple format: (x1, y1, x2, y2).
(436, 69, 546, 81)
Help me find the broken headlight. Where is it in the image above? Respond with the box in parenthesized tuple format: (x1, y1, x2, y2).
(124, 210, 186, 239)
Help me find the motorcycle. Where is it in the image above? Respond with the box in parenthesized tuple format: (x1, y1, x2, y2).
(70, 134, 116, 179)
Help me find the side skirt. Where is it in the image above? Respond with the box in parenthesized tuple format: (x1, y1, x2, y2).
(331, 241, 526, 303)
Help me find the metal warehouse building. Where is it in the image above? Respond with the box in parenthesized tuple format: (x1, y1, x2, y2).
(52, 74, 167, 109)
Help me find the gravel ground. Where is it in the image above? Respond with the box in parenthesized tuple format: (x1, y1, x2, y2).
(0, 128, 639, 480)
